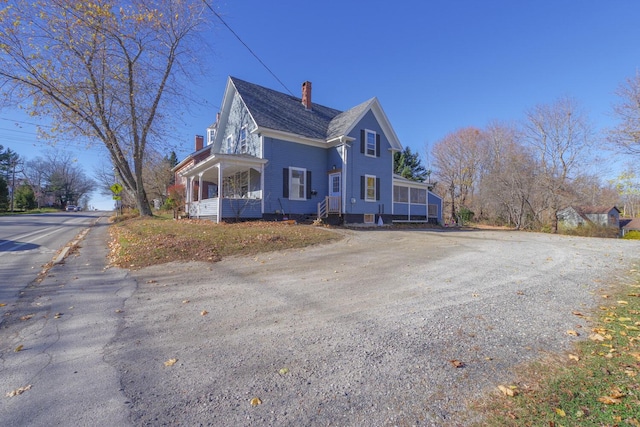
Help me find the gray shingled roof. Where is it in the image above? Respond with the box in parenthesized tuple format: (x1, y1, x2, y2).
(231, 77, 346, 140)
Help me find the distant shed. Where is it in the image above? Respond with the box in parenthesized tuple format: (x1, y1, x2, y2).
(557, 206, 620, 228)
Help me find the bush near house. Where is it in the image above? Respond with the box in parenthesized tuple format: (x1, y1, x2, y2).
(622, 230, 640, 240)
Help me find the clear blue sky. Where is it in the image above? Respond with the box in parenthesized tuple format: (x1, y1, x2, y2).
(2, 1, 639, 209)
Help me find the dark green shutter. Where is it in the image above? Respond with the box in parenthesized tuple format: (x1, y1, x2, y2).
(376, 177, 380, 200)
(360, 129, 365, 154)
(376, 134, 381, 157)
(360, 175, 365, 199)
(306, 171, 312, 199)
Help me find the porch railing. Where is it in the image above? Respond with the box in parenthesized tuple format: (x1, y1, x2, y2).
(317, 196, 341, 218)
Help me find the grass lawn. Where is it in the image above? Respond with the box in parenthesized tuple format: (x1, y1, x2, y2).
(108, 215, 342, 269)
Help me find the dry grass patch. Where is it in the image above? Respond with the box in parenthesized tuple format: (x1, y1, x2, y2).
(109, 216, 342, 269)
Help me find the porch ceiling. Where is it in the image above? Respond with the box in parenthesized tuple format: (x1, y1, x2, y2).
(181, 153, 268, 179)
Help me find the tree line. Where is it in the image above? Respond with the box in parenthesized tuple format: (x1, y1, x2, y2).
(0, 146, 94, 211)
(426, 87, 640, 230)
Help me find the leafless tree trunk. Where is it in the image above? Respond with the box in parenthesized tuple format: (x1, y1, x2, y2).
(0, 0, 208, 216)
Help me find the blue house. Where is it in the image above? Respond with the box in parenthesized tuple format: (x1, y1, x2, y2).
(174, 77, 442, 225)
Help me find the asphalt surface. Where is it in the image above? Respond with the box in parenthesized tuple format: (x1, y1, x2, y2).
(0, 217, 135, 426)
(2, 224, 640, 426)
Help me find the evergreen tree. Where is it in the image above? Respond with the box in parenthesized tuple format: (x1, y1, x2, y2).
(0, 177, 8, 211)
(394, 147, 430, 182)
(15, 184, 37, 210)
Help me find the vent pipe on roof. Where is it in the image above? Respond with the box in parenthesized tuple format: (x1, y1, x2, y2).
(302, 81, 312, 110)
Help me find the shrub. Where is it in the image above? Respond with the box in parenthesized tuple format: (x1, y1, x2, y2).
(622, 230, 640, 240)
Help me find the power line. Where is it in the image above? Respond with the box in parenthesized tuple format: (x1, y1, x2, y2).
(201, 0, 294, 97)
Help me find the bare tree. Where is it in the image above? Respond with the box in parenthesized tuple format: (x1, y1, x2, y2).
(24, 150, 95, 207)
(0, 0, 208, 215)
(523, 96, 594, 231)
(431, 127, 483, 223)
(477, 122, 539, 229)
(609, 71, 640, 156)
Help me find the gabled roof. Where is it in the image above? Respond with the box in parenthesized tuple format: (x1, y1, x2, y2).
(575, 206, 620, 215)
(227, 77, 402, 150)
(230, 77, 342, 140)
(622, 218, 640, 230)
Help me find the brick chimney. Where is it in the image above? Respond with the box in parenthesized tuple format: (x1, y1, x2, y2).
(301, 81, 312, 110)
(195, 135, 204, 151)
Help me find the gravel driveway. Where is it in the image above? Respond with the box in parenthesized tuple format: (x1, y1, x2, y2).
(106, 228, 640, 426)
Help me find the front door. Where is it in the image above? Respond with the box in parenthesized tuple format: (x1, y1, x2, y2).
(328, 172, 341, 213)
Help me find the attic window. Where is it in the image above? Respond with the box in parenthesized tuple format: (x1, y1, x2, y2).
(240, 125, 248, 153)
(365, 130, 376, 157)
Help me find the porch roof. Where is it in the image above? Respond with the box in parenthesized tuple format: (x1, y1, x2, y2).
(179, 153, 268, 178)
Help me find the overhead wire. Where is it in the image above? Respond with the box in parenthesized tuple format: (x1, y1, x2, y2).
(201, 0, 294, 97)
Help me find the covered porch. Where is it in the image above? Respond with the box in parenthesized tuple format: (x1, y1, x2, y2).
(181, 154, 268, 223)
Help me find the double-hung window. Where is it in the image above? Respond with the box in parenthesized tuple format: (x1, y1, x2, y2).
(365, 174, 376, 201)
(239, 126, 248, 153)
(289, 167, 306, 200)
(365, 130, 376, 157)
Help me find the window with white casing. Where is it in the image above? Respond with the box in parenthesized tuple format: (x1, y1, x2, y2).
(365, 174, 376, 201)
(393, 185, 408, 203)
(365, 130, 376, 157)
(289, 167, 306, 200)
(225, 135, 233, 153)
(239, 126, 247, 153)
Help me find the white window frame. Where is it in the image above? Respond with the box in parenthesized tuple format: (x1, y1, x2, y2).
(365, 174, 376, 202)
(225, 135, 233, 153)
(289, 167, 306, 201)
(239, 125, 248, 153)
(365, 129, 376, 157)
(207, 128, 215, 145)
(393, 185, 408, 203)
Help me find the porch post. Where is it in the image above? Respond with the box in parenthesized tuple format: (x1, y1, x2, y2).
(197, 173, 204, 219)
(216, 163, 223, 224)
(260, 163, 265, 217)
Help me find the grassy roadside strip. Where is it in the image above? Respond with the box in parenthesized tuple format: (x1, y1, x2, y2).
(470, 265, 640, 426)
(108, 216, 343, 269)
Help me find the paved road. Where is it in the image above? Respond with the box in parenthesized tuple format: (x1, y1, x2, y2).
(0, 211, 104, 305)
(0, 214, 135, 426)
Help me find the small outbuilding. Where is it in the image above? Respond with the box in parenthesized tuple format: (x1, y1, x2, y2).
(557, 206, 620, 229)
(621, 218, 640, 237)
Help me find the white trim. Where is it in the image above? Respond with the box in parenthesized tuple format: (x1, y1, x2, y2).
(364, 174, 376, 202)
(364, 129, 376, 157)
(289, 166, 307, 201)
(259, 128, 327, 147)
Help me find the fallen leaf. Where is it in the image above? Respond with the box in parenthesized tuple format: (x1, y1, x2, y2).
(54, 313, 62, 319)
(164, 358, 178, 367)
(115, 309, 123, 313)
(0, 303, 6, 307)
(609, 387, 625, 399)
(14, 345, 23, 352)
(554, 408, 566, 417)
(182, 300, 190, 304)
(200, 310, 208, 316)
(572, 311, 584, 317)
(567, 330, 579, 336)
(618, 300, 629, 305)
(589, 333, 606, 342)
(472, 293, 479, 297)
(279, 368, 289, 375)
(598, 395, 622, 405)
(497, 385, 518, 397)
(20, 314, 34, 321)
(6, 384, 31, 397)
(568, 354, 579, 361)
(450, 359, 465, 368)
(250, 397, 262, 406)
